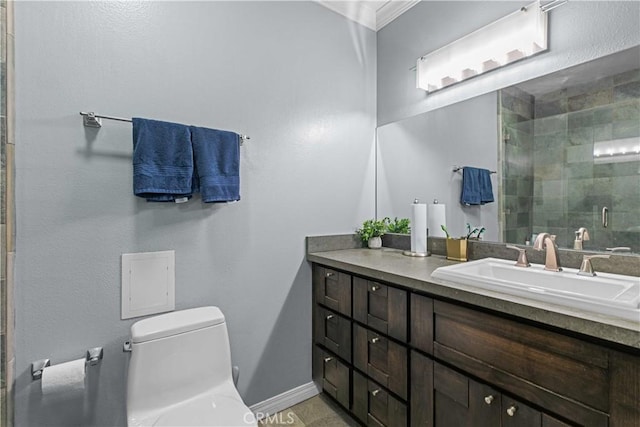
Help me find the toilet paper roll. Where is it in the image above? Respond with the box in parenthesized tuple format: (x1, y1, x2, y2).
(428, 203, 447, 238)
(41, 358, 86, 396)
(411, 203, 427, 254)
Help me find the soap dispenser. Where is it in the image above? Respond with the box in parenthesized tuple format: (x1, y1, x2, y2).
(574, 227, 590, 250)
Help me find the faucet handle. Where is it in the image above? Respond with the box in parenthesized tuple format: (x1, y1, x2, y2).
(576, 227, 589, 241)
(578, 254, 610, 277)
(506, 245, 530, 268)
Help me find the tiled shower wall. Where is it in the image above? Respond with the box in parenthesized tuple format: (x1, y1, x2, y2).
(1, 0, 15, 425)
(501, 69, 640, 251)
(499, 87, 535, 246)
(531, 69, 640, 250)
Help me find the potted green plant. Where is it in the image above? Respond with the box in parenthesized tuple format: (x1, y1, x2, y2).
(386, 217, 411, 234)
(356, 218, 388, 249)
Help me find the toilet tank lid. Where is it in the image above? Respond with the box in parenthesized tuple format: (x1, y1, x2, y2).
(131, 306, 225, 343)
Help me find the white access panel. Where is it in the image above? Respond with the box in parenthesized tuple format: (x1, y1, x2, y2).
(122, 250, 175, 319)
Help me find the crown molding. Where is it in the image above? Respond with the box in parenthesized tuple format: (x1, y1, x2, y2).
(376, 1, 420, 30)
(316, 1, 420, 31)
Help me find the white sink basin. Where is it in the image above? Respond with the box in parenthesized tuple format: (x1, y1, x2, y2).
(432, 258, 640, 322)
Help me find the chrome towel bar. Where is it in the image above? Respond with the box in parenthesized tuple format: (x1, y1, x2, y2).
(79, 112, 250, 145)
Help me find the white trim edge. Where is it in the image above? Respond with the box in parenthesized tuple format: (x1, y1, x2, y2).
(250, 382, 320, 419)
(376, 1, 421, 31)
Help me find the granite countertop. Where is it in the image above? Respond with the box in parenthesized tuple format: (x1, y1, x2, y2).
(307, 248, 640, 350)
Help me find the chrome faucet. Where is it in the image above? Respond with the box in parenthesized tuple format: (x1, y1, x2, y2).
(578, 254, 610, 276)
(533, 233, 562, 271)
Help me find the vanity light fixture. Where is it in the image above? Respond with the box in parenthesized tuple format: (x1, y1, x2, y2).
(416, 1, 548, 92)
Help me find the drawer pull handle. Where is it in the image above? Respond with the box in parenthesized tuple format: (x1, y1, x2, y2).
(484, 395, 494, 405)
(371, 389, 380, 397)
(326, 314, 334, 320)
(371, 285, 380, 292)
(325, 272, 335, 278)
(370, 337, 380, 344)
(324, 357, 333, 363)
(506, 405, 517, 417)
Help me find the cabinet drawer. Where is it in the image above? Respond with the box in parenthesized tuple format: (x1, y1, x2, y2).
(434, 301, 609, 426)
(353, 277, 407, 342)
(314, 306, 351, 362)
(313, 265, 352, 317)
(354, 324, 407, 399)
(410, 293, 434, 355)
(315, 346, 350, 409)
(353, 371, 407, 427)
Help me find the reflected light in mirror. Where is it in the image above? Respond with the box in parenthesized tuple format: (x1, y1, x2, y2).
(593, 137, 640, 164)
(417, 1, 547, 92)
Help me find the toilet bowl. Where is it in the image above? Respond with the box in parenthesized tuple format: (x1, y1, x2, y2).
(126, 307, 256, 427)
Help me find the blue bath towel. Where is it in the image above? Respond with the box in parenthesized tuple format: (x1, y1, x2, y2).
(461, 167, 494, 205)
(132, 118, 194, 202)
(190, 126, 240, 203)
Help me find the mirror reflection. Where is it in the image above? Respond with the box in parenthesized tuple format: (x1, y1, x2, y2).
(376, 47, 640, 253)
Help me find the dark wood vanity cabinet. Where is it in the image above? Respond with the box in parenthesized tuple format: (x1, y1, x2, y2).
(311, 262, 640, 427)
(313, 264, 411, 426)
(430, 360, 572, 427)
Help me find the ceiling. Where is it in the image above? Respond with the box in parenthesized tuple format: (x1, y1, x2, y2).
(316, 1, 420, 31)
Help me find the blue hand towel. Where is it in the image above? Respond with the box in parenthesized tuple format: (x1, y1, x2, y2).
(479, 168, 494, 204)
(461, 167, 494, 205)
(190, 126, 240, 203)
(132, 118, 194, 202)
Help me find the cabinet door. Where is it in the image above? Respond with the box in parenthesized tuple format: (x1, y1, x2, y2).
(313, 265, 351, 317)
(314, 346, 350, 409)
(434, 362, 500, 427)
(468, 380, 501, 427)
(354, 324, 408, 399)
(353, 277, 407, 342)
(410, 293, 434, 355)
(353, 371, 407, 427)
(410, 351, 433, 427)
(314, 306, 351, 361)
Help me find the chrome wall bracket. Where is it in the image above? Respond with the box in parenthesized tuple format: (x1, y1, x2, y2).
(31, 359, 51, 380)
(87, 347, 104, 366)
(82, 112, 102, 128)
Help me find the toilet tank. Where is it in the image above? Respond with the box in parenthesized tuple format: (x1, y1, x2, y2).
(127, 307, 234, 417)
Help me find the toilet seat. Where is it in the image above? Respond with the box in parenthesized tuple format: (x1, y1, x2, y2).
(152, 393, 256, 427)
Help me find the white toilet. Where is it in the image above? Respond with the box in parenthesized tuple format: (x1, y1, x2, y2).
(126, 306, 257, 426)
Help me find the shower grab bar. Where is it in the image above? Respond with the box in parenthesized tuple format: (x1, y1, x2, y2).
(79, 112, 250, 145)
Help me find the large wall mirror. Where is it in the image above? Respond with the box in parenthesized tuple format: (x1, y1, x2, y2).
(376, 46, 640, 253)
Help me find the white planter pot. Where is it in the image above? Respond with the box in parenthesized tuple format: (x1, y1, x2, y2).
(368, 236, 382, 249)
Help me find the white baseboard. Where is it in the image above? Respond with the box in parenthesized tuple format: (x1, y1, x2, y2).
(249, 381, 320, 418)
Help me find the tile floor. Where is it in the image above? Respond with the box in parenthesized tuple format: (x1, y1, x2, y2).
(259, 393, 359, 427)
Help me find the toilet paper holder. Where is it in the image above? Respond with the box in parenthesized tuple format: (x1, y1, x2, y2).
(31, 347, 104, 380)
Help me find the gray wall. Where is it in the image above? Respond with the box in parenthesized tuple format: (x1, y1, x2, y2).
(377, 1, 640, 126)
(377, 92, 499, 241)
(14, 2, 376, 426)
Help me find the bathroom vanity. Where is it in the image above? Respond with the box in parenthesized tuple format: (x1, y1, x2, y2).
(308, 247, 640, 427)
